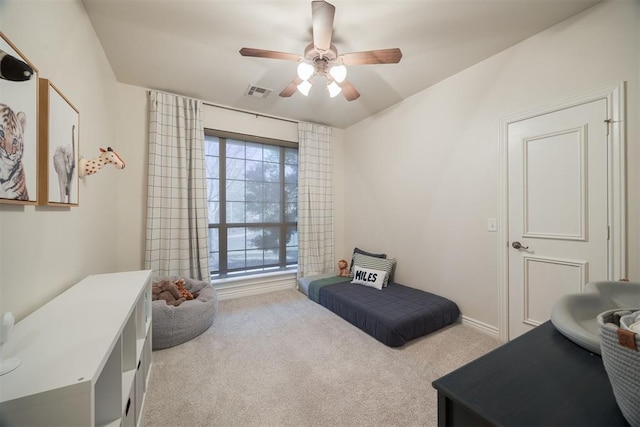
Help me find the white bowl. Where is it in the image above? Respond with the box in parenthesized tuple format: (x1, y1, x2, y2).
(551, 281, 640, 354)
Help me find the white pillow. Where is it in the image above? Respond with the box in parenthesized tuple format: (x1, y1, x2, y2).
(351, 265, 387, 290)
(350, 252, 396, 286)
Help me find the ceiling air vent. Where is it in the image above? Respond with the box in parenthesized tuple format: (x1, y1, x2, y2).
(245, 84, 272, 98)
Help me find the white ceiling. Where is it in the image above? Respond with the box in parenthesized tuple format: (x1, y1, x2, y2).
(82, 0, 601, 129)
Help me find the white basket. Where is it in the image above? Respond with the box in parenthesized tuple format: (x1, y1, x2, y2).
(597, 308, 640, 427)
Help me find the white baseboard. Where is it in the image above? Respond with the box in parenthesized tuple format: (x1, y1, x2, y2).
(215, 274, 297, 300)
(459, 315, 500, 338)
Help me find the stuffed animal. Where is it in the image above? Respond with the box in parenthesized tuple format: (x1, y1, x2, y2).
(78, 147, 125, 178)
(174, 278, 195, 300)
(152, 280, 185, 306)
(338, 259, 349, 277)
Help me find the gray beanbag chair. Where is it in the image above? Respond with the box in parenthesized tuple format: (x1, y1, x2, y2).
(152, 276, 218, 350)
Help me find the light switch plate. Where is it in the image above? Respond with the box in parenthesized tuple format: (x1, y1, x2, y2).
(488, 218, 497, 232)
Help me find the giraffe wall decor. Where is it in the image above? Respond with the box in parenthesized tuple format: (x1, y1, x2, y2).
(78, 147, 125, 178)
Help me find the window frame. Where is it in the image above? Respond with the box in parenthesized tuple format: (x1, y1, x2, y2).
(205, 129, 298, 278)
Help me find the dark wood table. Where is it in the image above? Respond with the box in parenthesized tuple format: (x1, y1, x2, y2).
(432, 321, 629, 426)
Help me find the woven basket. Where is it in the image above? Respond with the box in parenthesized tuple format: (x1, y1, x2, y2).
(597, 308, 640, 427)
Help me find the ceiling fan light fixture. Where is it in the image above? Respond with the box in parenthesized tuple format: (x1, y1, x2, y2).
(327, 80, 342, 97)
(240, 0, 398, 102)
(297, 79, 312, 96)
(329, 64, 347, 83)
(297, 62, 315, 81)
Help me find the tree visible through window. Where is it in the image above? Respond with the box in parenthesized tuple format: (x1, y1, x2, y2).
(205, 132, 298, 277)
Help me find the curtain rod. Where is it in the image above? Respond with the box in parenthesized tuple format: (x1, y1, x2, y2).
(149, 89, 298, 125)
(203, 102, 299, 125)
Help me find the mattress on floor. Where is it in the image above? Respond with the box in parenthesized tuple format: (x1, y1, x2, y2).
(317, 280, 460, 347)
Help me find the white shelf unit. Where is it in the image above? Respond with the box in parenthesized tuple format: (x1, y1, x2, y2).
(0, 270, 153, 427)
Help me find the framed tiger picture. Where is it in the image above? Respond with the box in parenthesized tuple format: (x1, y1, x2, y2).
(0, 31, 39, 205)
(38, 79, 80, 206)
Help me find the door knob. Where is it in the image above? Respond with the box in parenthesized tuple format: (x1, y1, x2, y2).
(512, 241, 529, 250)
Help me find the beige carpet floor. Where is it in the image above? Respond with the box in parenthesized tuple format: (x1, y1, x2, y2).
(140, 288, 502, 427)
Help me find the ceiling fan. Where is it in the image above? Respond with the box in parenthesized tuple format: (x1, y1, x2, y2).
(239, 0, 402, 101)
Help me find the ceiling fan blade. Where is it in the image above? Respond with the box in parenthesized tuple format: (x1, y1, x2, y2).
(311, 1, 335, 52)
(340, 48, 403, 65)
(239, 47, 301, 62)
(279, 77, 303, 97)
(340, 80, 360, 101)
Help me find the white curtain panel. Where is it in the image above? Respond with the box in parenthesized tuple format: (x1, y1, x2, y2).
(297, 122, 335, 278)
(145, 91, 210, 281)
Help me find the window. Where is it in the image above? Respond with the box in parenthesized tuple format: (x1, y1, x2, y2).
(205, 131, 298, 278)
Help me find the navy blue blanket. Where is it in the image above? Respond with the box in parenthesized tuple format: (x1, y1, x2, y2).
(317, 281, 460, 347)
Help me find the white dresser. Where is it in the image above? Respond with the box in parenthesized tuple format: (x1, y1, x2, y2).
(0, 270, 153, 426)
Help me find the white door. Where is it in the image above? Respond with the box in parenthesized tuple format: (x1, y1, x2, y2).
(508, 98, 609, 339)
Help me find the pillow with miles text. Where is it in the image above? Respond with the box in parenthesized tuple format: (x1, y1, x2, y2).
(349, 247, 387, 275)
(351, 265, 387, 290)
(351, 252, 397, 286)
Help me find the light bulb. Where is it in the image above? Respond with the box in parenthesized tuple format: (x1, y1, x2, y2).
(297, 62, 315, 81)
(329, 65, 347, 83)
(297, 80, 312, 96)
(327, 81, 342, 98)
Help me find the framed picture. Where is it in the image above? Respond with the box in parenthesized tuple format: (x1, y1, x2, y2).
(0, 31, 39, 204)
(38, 79, 79, 206)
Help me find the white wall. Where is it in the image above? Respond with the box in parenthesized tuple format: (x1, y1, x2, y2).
(0, 0, 120, 320)
(115, 88, 347, 275)
(342, 0, 639, 330)
(5, 0, 629, 331)
(116, 84, 148, 272)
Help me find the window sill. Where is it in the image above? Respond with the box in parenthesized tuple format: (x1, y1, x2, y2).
(211, 269, 297, 289)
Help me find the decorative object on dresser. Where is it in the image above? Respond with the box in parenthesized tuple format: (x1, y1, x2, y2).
(551, 280, 640, 354)
(598, 308, 640, 427)
(0, 312, 20, 376)
(0, 270, 153, 427)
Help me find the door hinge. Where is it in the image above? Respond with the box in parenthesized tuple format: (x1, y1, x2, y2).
(607, 225, 611, 240)
(604, 119, 612, 135)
